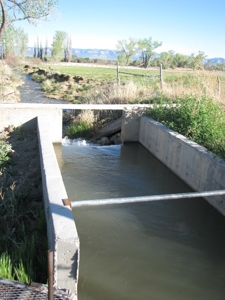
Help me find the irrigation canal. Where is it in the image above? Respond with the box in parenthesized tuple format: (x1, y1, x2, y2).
(19, 74, 225, 300)
(54, 140, 225, 300)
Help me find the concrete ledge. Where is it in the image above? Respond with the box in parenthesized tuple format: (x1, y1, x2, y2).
(37, 116, 79, 296)
(0, 104, 62, 143)
(139, 116, 225, 216)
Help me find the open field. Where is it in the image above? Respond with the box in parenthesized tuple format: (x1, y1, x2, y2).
(37, 63, 225, 105)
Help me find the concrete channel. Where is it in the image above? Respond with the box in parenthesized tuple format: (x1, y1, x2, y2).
(1, 103, 225, 298)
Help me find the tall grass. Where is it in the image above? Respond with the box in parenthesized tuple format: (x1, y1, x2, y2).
(0, 186, 47, 283)
(65, 121, 93, 139)
(146, 95, 225, 160)
(0, 130, 47, 284)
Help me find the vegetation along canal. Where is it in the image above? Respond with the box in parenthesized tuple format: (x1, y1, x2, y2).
(54, 140, 225, 300)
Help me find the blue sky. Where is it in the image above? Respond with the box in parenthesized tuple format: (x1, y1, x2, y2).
(20, 0, 225, 58)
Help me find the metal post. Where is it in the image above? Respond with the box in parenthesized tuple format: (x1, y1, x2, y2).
(159, 63, 163, 89)
(48, 250, 53, 300)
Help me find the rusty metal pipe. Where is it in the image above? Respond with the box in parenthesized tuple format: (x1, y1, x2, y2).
(48, 250, 53, 300)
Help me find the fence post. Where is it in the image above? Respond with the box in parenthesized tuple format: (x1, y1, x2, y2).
(217, 76, 220, 99)
(159, 63, 163, 89)
(117, 61, 120, 85)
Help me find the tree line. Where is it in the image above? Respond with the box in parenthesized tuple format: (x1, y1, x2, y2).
(116, 37, 214, 70)
(0, 2, 224, 71)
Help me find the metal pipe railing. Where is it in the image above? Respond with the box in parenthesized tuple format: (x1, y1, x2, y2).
(68, 190, 225, 208)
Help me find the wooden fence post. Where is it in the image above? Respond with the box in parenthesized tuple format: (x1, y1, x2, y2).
(159, 63, 163, 89)
(217, 76, 220, 99)
(117, 61, 120, 85)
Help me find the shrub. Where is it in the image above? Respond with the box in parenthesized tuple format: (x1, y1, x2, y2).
(146, 95, 225, 160)
(0, 140, 12, 167)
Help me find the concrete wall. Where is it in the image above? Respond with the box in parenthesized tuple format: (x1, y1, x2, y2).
(37, 116, 79, 296)
(0, 104, 152, 144)
(121, 107, 149, 142)
(0, 104, 62, 143)
(139, 116, 225, 216)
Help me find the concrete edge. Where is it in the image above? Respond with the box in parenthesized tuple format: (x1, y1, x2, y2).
(37, 116, 79, 296)
(139, 116, 225, 216)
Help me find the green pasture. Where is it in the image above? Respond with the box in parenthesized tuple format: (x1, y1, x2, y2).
(40, 65, 160, 84)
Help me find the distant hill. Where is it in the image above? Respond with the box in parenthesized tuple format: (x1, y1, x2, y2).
(26, 47, 224, 65)
(206, 57, 225, 65)
(26, 47, 118, 60)
(72, 48, 118, 60)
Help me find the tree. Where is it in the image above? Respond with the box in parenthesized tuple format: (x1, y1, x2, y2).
(116, 38, 138, 65)
(138, 37, 162, 68)
(15, 27, 28, 58)
(0, 0, 58, 39)
(173, 53, 189, 68)
(187, 51, 207, 70)
(64, 35, 72, 62)
(0, 23, 27, 58)
(51, 31, 67, 62)
(0, 24, 15, 58)
(160, 50, 175, 69)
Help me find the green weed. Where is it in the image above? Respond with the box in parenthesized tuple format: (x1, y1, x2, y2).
(0, 140, 12, 166)
(146, 95, 225, 160)
(65, 121, 93, 139)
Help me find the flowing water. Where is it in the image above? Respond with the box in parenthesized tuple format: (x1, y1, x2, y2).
(17, 75, 225, 299)
(54, 140, 225, 300)
(18, 74, 67, 104)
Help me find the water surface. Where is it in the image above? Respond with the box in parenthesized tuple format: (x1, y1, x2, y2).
(54, 139, 225, 300)
(18, 74, 66, 104)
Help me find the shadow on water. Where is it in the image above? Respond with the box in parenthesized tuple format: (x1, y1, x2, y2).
(18, 74, 67, 104)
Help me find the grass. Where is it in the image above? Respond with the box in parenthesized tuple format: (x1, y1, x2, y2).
(0, 128, 47, 284)
(40, 64, 159, 84)
(146, 95, 225, 160)
(34, 64, 225, 106)
(27, 63, 225, 158)
(65, 121, 93, 139)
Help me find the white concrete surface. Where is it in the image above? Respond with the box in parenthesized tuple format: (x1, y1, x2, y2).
(139, 116, 225, 216)
(0, 104, 62, 143)
(37, 116, 79, 296)
(121, 107, 148, 142)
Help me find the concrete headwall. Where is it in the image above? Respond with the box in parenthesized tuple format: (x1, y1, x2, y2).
(37, 116, 79, 296)
(139, 116, 225, 216)
(0, 104, 62, 143)
(121, 107, 147, 142)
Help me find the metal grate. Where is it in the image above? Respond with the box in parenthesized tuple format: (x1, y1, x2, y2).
(0, 278, 76, 300)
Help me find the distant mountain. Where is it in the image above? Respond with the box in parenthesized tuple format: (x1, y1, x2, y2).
(26, 47, 118, 60)
(72, 48, 118, 60)
(205, 57, 225, 66)
(26, 47, 225, 65)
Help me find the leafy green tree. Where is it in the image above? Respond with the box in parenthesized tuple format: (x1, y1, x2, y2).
(15, 28, 28, 58)
(160, 50, 175, 69)
(1, 24, 15, 58)
(51, 31, 67, 62)
(0, 24, 27, 58)
(116, 38, 138, 65)
(138, 37, 162, 68)
(117, 53, 127, 66)
(187, 51, 207, 70)
(173, 53, 189, 68)
(0, 0, 58, 39)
